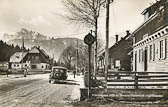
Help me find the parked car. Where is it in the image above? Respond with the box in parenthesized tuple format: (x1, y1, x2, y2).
(49, 66, 68, 83)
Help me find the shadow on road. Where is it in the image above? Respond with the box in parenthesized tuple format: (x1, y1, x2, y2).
(65, 82, 80, 85)
(53, 81, 80, 85)
(66, 79, 77, 82)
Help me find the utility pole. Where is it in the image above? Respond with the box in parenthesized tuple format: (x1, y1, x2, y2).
(22, 35, 26, 77)
(105, 0, 111, 90)
(21, 37, 23, 70)
(76, 39, 78, 73)
(94, 18, 98, 78)
(91, 30, 96, 77)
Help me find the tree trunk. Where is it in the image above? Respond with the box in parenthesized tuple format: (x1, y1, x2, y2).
(94, 17, 98, 77)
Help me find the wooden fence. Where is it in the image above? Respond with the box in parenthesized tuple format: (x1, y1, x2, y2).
(96, 70, 168, 89)
(80, 70, 168, 101)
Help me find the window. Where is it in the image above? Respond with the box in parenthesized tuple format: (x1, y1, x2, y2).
(133, 37, 136, 44)
(17, 65, 19, 67)
(139, 49, 143, 63)
(28, 56, 30, 60)
(31, 65, 37, 69)
(41, 66, 43, 68)
(139, 50, 141, 63)
(36, 56, 39, 60)
(14, 64, 16, 67)
(153, 44, 155, 61)
(159, 39, 166, 59)
(160, 40, 164, 59)
(149, 45, 152, 60)
(115, 60, 121, 68)
(143, 33, 148, 39)
(144, 12, 149, 21)
(142, 50, 144, 62)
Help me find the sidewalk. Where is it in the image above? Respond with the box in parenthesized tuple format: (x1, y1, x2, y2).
(68, 74, 85, 101)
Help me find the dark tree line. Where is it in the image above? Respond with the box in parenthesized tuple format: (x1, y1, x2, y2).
(0, 40, 24, 61)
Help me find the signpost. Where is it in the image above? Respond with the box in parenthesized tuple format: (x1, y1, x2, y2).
(84, 33, 95, 98)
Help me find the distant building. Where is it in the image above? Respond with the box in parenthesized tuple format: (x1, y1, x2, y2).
(9, 52, 28, 70)
(98, 31, 132, 71)
(9, 46, 51, 72)
(0, 61, 9, 72)
(131, 0, 168, 72)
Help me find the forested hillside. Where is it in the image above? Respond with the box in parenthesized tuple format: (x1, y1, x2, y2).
(0, 40, 23, 61)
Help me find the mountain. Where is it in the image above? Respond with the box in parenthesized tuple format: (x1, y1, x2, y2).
(3, 28, 84, 60)
(3, 28, 48, 41)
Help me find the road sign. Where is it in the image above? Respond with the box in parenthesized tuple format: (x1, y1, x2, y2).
(84, 33, 95, 98)
(84, 33, 95, 45)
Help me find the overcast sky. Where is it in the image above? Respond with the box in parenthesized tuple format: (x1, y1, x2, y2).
(0, 0, 155, 40)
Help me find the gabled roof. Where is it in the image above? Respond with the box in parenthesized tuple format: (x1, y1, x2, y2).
(39, 49, 49, 58)
(9, 52, 27, 63)
(141, 0, 163, 15)
(29, 46, 40, 53)
(9, 46, 50, 63)
(98, 33, 131, 58)
(29, 46, 50, 63)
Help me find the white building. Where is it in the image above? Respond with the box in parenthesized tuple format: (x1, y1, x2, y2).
(9, 46, 51, 72)
(131, 0, 168, 72)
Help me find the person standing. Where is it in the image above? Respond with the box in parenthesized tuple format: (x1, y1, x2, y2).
(73, 70, 76, 78)
(24, 68, 28, 77)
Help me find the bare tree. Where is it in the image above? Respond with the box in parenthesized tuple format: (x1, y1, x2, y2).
(62, 0, 110, 72)
(62, 0, 106, 27)
(59, 45, 76, 69)
(59, 43, 91, 71)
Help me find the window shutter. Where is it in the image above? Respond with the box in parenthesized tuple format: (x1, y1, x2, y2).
(148, 46, 150, 61)
(163, 39, 166, 59)
(142, 50, 144, 62)
(153, 44, 155, 61)
(158, 41, 161, 60)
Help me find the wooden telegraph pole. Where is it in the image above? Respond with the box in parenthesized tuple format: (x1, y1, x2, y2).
(105, 0, 111, 90)
(76, 39, 78, 74)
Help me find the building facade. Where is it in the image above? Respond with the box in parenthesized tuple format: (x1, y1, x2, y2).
(9, 46, 51, 72)
(98, 31, 132, 71)
(132, 0, 168, 72)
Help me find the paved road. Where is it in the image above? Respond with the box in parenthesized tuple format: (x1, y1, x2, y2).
(0, 73, 81, 107)
(1, 74, 168, 107)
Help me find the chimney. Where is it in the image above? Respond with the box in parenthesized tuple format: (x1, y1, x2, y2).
(115, 35, 119, 43)
(126, 30, 130, 35)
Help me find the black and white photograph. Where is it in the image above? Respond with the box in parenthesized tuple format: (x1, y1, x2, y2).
(1, 0, 168, 107)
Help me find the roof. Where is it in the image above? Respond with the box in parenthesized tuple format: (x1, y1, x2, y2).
(29, 46, 40, 53)
(98, 33, 131, 58)
(9, 46, 50, 63)
(132, 0, 166, 36)
(9, 52, 27, 63)
(39, 49, 49, 58)
(141, 0, 163, 15)
(29, 46, 49, 57)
